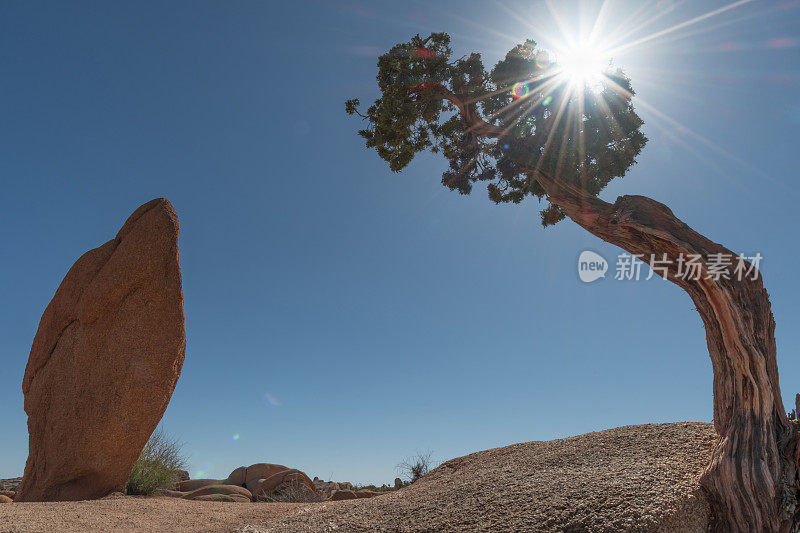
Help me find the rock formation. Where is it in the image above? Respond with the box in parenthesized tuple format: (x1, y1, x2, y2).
(0, 479, 21, 493)
(312, 478, 386, 500)
(170, 463, 316, 502)
(16, 198, 186, 502)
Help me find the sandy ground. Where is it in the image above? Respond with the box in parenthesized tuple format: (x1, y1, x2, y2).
(0, 422, 717, 533)
(0, 497, 298, 533)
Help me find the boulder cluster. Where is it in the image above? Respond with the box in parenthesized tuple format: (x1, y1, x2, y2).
(313, 478, 383, 501)
(163, 463, 316, 502)
(160, 466, 386, 503)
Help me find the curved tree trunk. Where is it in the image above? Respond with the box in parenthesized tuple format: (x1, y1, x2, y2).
(531, 170, 800, 531)
(436, 86, 800, 530)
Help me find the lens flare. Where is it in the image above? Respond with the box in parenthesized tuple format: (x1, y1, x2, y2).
(511, 82, 530, 99)
(535, 51, 551, 69)
(232, 434, 240, 441)
(542, 95, 553, 106)
(265, 392, 280, 407)
(767, 37, 798, 49)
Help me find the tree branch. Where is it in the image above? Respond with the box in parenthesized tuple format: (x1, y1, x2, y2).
(431, 84, 505, 138)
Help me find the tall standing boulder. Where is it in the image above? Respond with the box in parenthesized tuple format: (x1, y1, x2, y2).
(17, 198, 186, 502)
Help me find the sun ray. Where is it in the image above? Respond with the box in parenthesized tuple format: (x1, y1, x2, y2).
(588, 0, 613, 44)
(545, 0, 581, 49)
(598, 75, 799, 199)
(606, 0, 756, 56)
(598, 1, 678, 51)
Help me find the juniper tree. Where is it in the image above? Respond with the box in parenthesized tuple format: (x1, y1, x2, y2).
(346, 33, 800, 532)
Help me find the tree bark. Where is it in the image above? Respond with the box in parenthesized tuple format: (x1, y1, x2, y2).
(530, 169, 800, 531)
(428, 82, 800, 529)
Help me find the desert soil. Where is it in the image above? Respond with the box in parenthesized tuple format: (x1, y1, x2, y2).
(0, 497, 299, 532)
(0, 422, 717, 533)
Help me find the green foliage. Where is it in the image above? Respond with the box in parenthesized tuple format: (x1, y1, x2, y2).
(126, 427, 187, 496)
(346, 33, 647, 226)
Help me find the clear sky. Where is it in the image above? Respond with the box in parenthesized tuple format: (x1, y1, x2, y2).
(1, 0, 798, 485)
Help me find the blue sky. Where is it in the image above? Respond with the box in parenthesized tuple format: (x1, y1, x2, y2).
(1, 0, 798, 485)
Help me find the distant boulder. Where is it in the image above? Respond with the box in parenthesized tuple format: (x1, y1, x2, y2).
(329, 489, 358, 501)
(173, 463, 316, 502)
(0, 478, 22, 493)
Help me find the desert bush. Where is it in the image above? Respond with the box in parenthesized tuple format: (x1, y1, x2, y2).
(126, 427, 187, 495)
(258, 478, 324, 503)
(396, 451, 434, 483)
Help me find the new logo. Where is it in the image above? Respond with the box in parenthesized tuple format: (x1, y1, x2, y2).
(578, 251, 608, 283)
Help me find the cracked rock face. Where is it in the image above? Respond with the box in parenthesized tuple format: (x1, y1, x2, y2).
(17, 198, 186, 502)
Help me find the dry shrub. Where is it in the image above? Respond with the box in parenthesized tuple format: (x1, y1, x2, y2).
(396, 451, 434, 483)
(258, 479, 324, 503)
(126, 427, 188, 495)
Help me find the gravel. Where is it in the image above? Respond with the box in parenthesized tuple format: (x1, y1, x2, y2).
(0, 423, 717, 533)
(252, 422, 717, 533)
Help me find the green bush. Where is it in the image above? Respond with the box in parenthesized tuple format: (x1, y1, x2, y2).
(126, 427, 187, 495)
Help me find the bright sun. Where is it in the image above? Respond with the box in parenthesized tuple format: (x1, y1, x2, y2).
(557, 42, 609, 90)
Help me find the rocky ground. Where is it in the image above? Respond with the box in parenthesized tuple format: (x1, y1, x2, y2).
(0, 496, 298, 532)
(0, 423, 717, 533)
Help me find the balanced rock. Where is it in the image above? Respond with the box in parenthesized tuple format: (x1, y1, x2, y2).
(17, 199, 186, 502)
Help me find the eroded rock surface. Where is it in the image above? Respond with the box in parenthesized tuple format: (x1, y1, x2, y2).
(17, 198, 186, 502)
